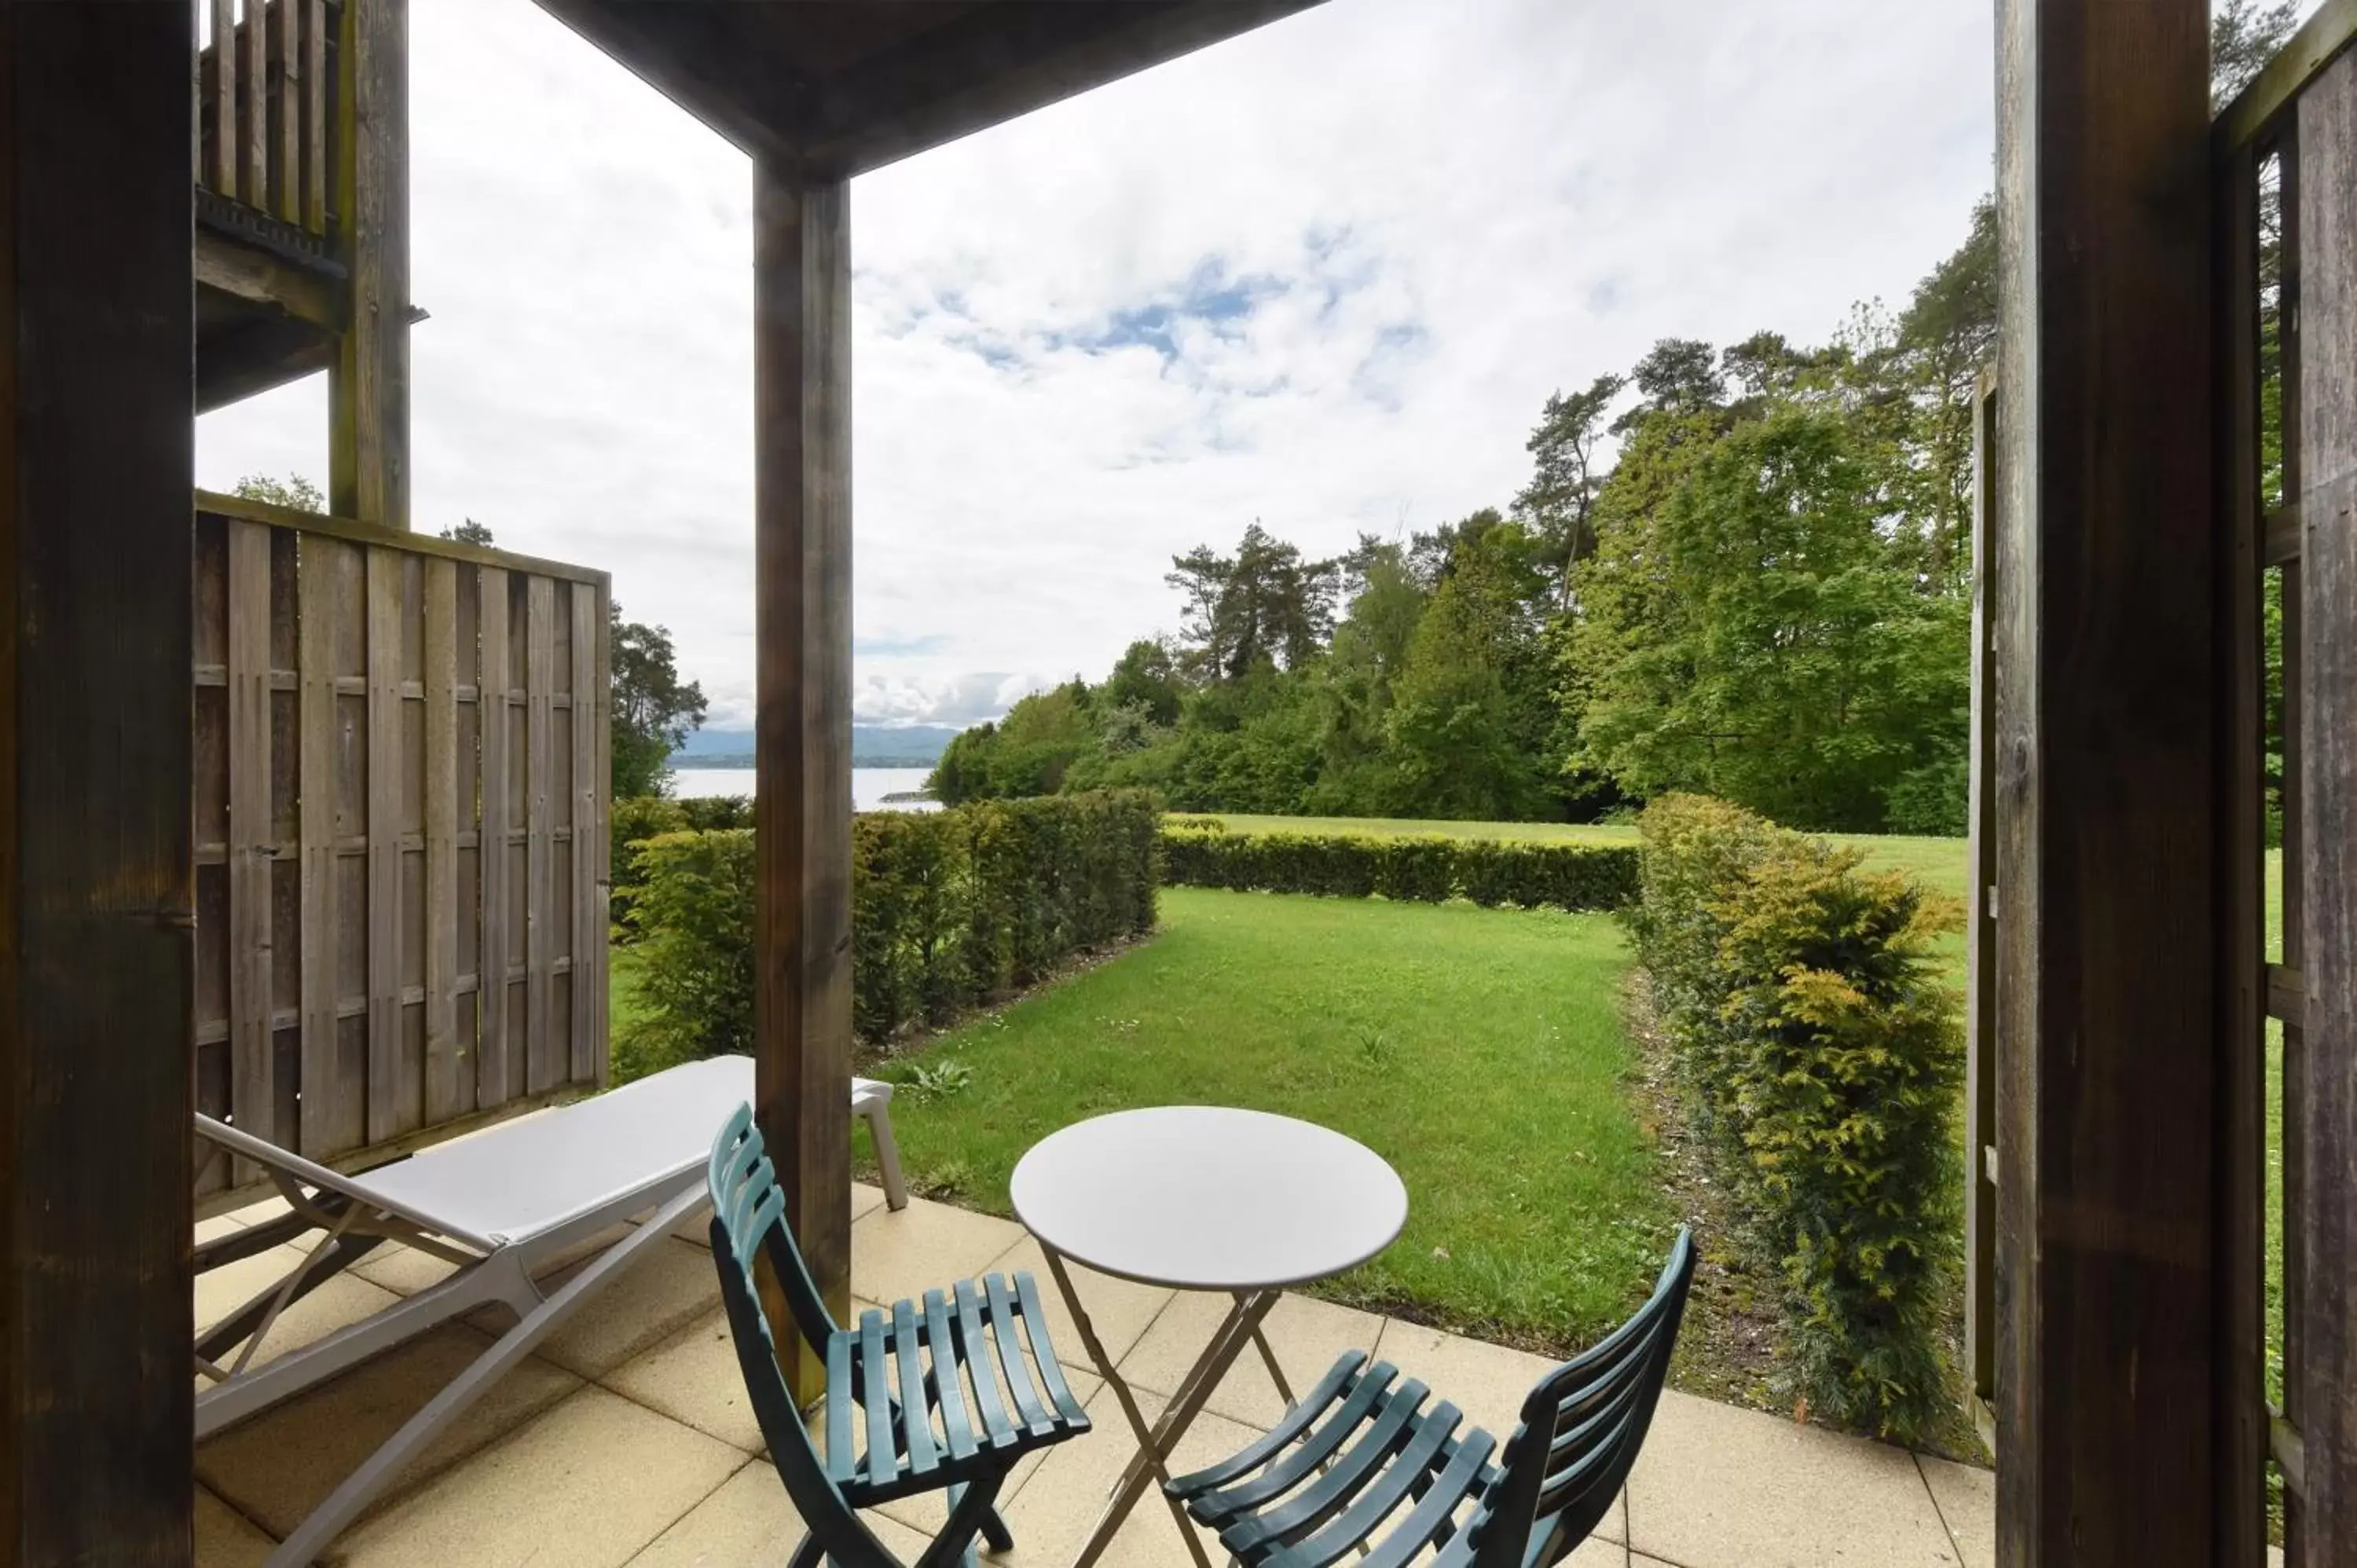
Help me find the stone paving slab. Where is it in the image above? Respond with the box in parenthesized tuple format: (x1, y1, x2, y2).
(1626, 1389, 1961, 1568)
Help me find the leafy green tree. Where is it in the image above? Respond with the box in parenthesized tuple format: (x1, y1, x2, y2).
(1513, 374, 1626, 606)
(610, 605, 708, 797)
(1167, 522, 1340, 680)
(234, 473, 325, 512)
(1387, 518, 1557, 819)
(1099, 638, 1184, 726)
(2212, 0, 2300, 110)
(440, 518, 496, 547)
(1571, 409, 1967, 830)
(1609, 338, 1725, 436)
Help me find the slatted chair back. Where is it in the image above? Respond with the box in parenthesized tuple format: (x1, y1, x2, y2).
(1470, 1227, 1695, 1568)
(708, 1103, 903, 1568)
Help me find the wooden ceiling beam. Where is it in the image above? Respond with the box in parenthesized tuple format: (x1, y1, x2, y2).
(795, 0, 1319, 177)
(531, 1, 1320, 177)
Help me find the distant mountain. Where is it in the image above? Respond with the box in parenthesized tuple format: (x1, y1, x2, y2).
(677, 725, 960, 769)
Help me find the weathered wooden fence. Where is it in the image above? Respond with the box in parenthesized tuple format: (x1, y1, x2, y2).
(192, 491, 610, 1199)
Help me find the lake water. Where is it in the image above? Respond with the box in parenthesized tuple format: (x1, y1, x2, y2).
(666, 765, 940, 813)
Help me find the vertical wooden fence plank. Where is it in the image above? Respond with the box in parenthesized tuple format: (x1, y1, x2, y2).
(2280, 130, 2311, 1568)
(299, 537, 354, 1152)
(272, 0, 299, 223)
(240, 0, 266, 208)
(2296, 48, 2357, 1561)
(423, 557, 463, 1123)
(227, 521, 275, 1171)
(570, 581, 599, 1084)
(303, 0, 325, 233)
(365, 545, 410, 1139)
(477, 567, 511, 1106)
(1963, 372, 2000, 1448)
(525, 574, 555, 1092)
(211, 0, 236, 196)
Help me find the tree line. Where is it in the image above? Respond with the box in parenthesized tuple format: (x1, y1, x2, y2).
(934, 2, 2297, 838)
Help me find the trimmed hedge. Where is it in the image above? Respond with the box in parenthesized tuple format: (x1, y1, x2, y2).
(1159, 826, 1637, 913)
(1626, 793, 1963, 1442)
(617, 790, 1160, 1081)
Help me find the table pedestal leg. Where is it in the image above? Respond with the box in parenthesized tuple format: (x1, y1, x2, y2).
(1038, 1246, 1221, 1568)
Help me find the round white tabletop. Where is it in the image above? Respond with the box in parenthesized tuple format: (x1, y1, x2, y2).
(1010, 1105, 1407, 1291)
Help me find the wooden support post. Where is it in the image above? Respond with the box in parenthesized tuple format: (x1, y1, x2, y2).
(752, 159, 853, 1400)
(0, 5, 196, 1563)
(330, 0, 410, 530)
(1991, 2, 2232, 1564)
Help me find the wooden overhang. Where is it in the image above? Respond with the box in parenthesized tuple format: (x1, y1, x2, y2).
(531, 0, 1322, 176)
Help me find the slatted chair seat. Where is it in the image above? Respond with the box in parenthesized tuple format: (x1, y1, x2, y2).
(709, 1104, 1091, 1568)
(1168, 1229, 1695, 1568)
(826, 1275, 1091, 1505)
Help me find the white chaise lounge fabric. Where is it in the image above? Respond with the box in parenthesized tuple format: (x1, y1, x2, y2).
(192, 1056, 907, 1568)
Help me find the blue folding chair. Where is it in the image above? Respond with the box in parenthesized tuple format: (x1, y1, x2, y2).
(708, 1104, 1092, 1568)
(1164, 1228, 1695, 1568)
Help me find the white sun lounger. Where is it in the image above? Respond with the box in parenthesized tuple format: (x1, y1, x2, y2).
(193, 1056, 907, 1567)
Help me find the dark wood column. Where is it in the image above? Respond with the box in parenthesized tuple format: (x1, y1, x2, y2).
(1991, 1, 2230, 1564)
(330, 0, 411, 529)
(0, 5, 196, 1564)
(751, 159, 853, 1396)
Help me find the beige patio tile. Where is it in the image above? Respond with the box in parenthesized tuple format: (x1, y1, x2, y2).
(1567, 1537, 1626, 1566)
(530, 1234, 724, 1380)
(1362, 1321, 1562, 1456)
(625, 1458, 944, 1568)
(852, 1196, 1026, 1306)
(197, 1260, 403, 1378)
(332, 1385, 741, 1568)
(197, 1210, 251, 1246)
(1116, 1288, 1381, 1428)
(1625, 1388, 1958, 1568)
(196, 1322, 583, 1539)
(350, 1243, 464, 1299)
(603, 1307, 764, 1453)
(988, 1379, 1265, 1568)
(1919, 1454, 1994, 1566)
(196, 1486, 276, 1568)
(991, 1234, 1176, 1376)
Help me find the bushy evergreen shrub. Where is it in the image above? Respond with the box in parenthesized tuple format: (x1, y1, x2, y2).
(621, 791, 1160, 1079)
(1158, 826, 1638, 912)
(1628, 793, 1963, 1442)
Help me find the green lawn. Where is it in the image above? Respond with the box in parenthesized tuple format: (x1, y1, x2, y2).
(863, 885, 1672, 1351)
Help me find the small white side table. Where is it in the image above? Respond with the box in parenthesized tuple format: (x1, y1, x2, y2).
(1010, 1106, 1407, 1568)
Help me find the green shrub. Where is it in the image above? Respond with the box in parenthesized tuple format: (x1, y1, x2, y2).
(610, 793, 758, 938)
(614, 828, 756, 1082)
(1627, 793, 1963, 1442)
(621, 790, 1160, 1077)
(1157, 826, 1637, 913)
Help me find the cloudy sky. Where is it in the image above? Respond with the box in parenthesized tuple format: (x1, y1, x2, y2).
(198, 0, 1996, 732)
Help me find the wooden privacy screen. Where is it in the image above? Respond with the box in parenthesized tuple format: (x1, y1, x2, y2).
(190, 491, 611, 1199)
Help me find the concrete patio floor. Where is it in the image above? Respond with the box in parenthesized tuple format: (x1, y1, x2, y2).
(196, 1182, 1998, 1568)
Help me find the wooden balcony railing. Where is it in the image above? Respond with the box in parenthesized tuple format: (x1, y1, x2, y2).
(196, 0, 335, 240)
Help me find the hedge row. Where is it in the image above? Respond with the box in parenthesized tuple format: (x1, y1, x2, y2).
(610, 793, 753, 932)
(617, 790, 1160, 1080)
(1159, 824, 1638, 912)
(1626, 793, 1963, 1443)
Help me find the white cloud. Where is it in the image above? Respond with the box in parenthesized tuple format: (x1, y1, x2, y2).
(198, 0, 1995, 729)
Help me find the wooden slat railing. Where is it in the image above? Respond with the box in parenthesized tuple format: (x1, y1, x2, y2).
(191, 491, 612, 1203)
(196, 0, 334, 236)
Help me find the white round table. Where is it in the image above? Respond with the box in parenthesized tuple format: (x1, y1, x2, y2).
(1011, 1107, 1406, 1568)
